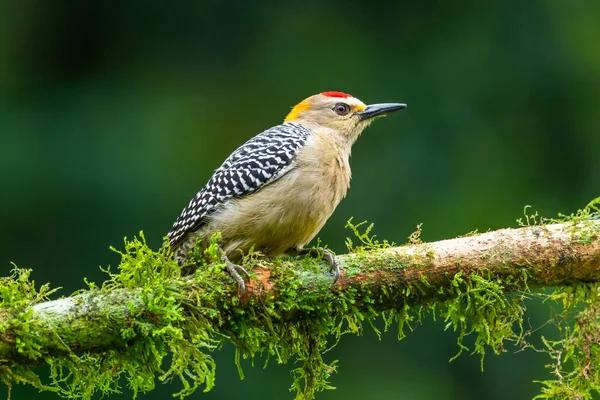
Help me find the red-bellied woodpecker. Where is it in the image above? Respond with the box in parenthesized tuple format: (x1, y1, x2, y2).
(167, 91, 406, 293)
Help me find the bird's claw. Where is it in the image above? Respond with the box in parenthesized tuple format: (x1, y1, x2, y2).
(296, 247, 339, 284)
(218, 250, 250, 295)
(222, 255, 249, 295)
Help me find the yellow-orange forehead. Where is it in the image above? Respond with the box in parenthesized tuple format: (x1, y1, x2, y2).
(284, 98, 311, 122)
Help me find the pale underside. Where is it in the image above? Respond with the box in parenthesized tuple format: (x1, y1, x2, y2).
(175, 132, 352, 261)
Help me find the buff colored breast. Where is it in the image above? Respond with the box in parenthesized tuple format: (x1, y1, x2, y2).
(204, 132, 351, 259)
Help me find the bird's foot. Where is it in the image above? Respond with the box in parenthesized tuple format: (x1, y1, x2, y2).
(294, 247, 339, 284)
(214, 248, 250, 295)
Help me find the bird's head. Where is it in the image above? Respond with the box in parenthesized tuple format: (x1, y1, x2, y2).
(284, 91, 406, 143)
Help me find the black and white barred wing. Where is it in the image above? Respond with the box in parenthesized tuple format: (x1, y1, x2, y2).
(167, 122, 311, 248)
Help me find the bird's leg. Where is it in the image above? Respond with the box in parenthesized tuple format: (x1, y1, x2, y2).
(212, 247, 250, 295)
(177, 240, 250, 294)
(292, 247, 339, 284)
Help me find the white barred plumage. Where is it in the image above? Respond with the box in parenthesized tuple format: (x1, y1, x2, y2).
(167, 122, 311, 249)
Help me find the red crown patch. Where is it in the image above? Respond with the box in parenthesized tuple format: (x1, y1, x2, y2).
(321, 91, 352, 99)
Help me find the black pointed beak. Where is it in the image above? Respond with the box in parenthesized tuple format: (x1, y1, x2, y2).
(356, 103, 407, 121)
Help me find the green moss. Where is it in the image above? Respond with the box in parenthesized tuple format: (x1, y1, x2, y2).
(219, 251, 372, 399)
(1, 201, 600, 399)
(46, 234, 220, 399)
(555, 197, 600, 223)
(344, 218, 395, 252)
(518, 197, 600, 399)
(0, 268, 60, 397)
(534, 284, 600, 399)
(344, 219, 528, 368)
(441, 271, 525, 369)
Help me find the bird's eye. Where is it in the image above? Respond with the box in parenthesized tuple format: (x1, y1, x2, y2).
(333, 103, 351, 116)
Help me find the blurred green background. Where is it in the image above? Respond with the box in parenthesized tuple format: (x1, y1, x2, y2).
(1, 0, 599, 399)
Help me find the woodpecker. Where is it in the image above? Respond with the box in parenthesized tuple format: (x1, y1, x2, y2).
(167, 91, 406, 293)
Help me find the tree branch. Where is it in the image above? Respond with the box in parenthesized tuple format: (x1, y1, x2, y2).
(332, 220, 600, 307)
(1, 219, 599, 398)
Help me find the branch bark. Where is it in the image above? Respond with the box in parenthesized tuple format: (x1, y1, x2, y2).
(1, 220, 599, 379)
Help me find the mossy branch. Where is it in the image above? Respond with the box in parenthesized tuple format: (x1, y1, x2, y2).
(1, 216, 599, 399)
